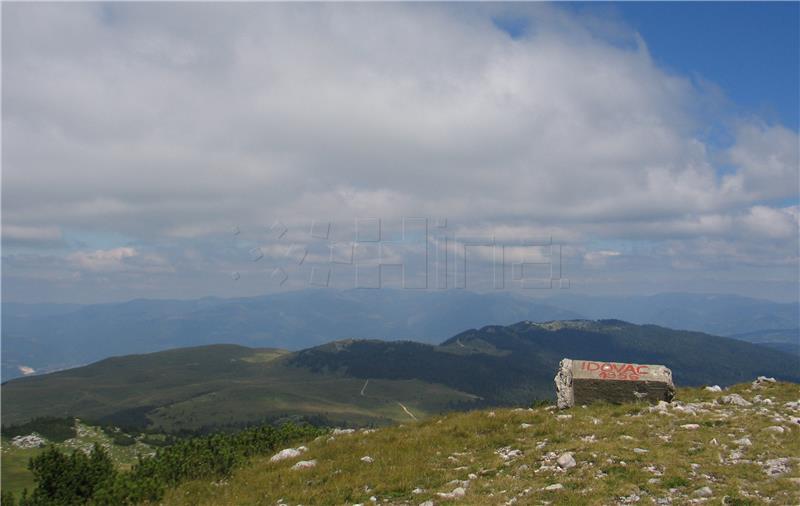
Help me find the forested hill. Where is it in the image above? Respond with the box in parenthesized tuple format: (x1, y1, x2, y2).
(291, 319, 800, 403)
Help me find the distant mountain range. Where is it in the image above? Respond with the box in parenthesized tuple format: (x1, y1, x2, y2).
(2, 290, 798, 381)
(3, 319, 798, 432)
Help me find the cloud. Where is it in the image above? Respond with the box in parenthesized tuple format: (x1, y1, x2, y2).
(584, 250, 622, 267)
(67, 247, 172, 273)
(739, 205, 799, 240)
(1, 3, 797, 301)
(67, 247, 138, 272)
(725, 123, 800, 202)
(2, 225, 63, 244)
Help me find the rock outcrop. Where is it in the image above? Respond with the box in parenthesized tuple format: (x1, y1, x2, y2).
(555, 358, 675, 409)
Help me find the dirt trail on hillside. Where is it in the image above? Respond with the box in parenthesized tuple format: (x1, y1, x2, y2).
(397, 402, 417, 420)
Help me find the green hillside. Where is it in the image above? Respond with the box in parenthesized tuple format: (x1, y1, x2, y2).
(162, 381, 800, 505)
(3, 320, 799, 433)
(1, 344, 474, 432)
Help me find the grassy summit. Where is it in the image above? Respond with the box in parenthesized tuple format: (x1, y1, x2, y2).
(164, 381, 800, 505)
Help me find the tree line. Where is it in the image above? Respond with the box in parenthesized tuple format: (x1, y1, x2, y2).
(2, 422, 323, 505)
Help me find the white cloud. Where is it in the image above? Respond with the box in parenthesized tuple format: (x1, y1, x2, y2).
(1, 3, 797, 300)
(725, 123, 800, 202)
(584, 250, 621, 267)
(739, 205, 799, 240)
(67, 247, 172, 273)
(2, 225, 62, 242)
(67, 247, 138, 272)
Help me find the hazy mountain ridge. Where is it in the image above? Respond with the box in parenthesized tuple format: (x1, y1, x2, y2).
(2, 291, 798, 381)
(2, 290, 579, 381)
(547, 293, 800, 336)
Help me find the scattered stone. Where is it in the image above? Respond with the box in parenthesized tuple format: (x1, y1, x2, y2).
(718, 394, 751, 407)
(290, 459, 317, 470)
(10, 434, 46, 449)
(495, 447, 523, 461)
(752, 376, 776, 388)
(411, 488, 424, 494)
(555, 358, 675, 409)
(728, 450, 745, 462)
(764, 426, 785, 434)
(672, 405, 697, 415)
(332, 428, 355, 435)
(633, 448, 649, 454)
(556, 414, 572, 421)
(733, 437, 752, 447)
(693, 486, 713, 497)
(543, 484, 563, 491)
(649, 401, 671, 414)
(487, 411, 496, 418)
(437, 487, 466, 500)
(681, 424, 701, 430)
(753, 395, 774, 405)
(361, 456, 374, 463)
(644, 465, 663, 476)
(704, 385, 722, 393)
(556, 452, 576, 469)
(520, 423, 533, 429)
(419, 502, 434, 506)
(763, 458, 792, 476)
(618, 493, 641, 504)
(270, 446, 307, 462)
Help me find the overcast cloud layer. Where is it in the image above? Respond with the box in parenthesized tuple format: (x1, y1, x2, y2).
(2, 3, 798, 303)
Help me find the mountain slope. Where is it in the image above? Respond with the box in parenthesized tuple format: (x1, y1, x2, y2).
(3, 320, 798, 432)
(161, 381, 800, 505)
(0, 344, 475, 431)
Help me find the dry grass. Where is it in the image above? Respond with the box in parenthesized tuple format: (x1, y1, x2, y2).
(162, 381, 800, 505)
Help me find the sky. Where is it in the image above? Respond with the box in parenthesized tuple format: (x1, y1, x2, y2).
(2, 2, 798, 304)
